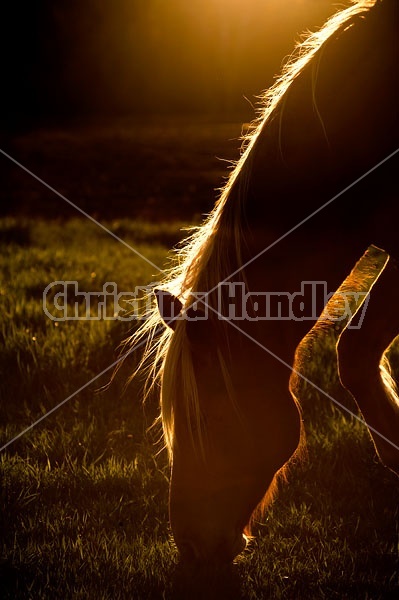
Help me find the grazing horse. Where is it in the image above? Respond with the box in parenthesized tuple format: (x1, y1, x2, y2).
(132, 0, 398, 563)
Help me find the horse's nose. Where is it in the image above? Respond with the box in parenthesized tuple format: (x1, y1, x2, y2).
(176, 532, 247, 564)
(177, 539, 200, 563)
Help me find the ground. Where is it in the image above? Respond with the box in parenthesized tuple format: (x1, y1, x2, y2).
(0, 120, 398, 598)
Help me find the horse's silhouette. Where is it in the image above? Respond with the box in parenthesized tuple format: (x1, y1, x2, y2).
(132, 0, 398, 563)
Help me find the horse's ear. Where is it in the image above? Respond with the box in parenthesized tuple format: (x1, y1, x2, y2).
(154, 289, 183, 330)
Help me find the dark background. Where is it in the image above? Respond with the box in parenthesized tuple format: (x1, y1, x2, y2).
(0, 1, 350, 219)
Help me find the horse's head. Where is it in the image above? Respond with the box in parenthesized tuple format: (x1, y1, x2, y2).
(155, 289, 301, 563)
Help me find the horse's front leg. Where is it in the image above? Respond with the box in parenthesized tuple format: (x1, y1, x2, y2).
(337, 256, 399, 474)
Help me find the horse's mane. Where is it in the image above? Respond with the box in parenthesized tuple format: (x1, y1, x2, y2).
(129, 0, 378, 458)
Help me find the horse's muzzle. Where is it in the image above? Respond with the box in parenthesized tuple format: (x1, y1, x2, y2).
(176, 532, 247, 564)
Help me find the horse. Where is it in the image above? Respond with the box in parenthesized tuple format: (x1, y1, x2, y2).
(131, 0, 399, 563)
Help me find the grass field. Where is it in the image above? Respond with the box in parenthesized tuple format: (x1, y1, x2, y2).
(0, 215, 398, 599)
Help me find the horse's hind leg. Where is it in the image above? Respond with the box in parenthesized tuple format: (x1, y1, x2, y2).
(337, 256, 399, 474)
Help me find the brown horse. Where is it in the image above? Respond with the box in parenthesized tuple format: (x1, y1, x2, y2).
(132, 0, 398, 563)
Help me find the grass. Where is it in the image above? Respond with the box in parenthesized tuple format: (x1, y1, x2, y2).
(0, 217, 398, 599)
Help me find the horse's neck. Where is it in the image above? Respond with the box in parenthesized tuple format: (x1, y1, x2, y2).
(216, 0, 398, 364)
(243, 1, 397, 237)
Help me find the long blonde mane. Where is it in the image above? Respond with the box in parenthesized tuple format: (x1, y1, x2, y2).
(129, 1, 378, 458)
